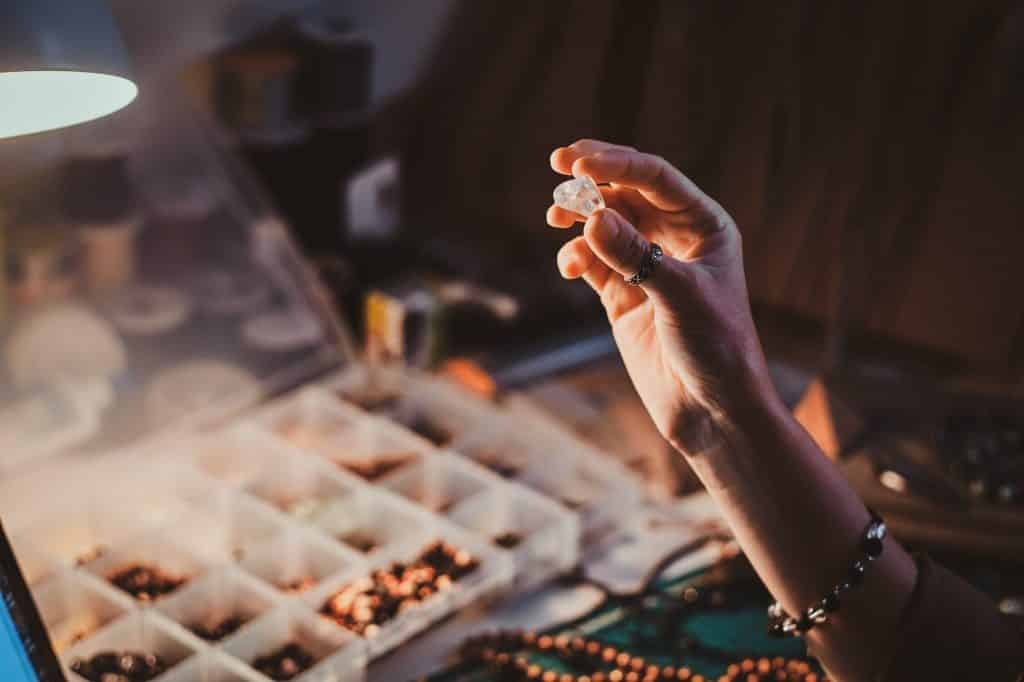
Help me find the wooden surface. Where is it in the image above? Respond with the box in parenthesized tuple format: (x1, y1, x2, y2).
(393, 0, 1024, 376)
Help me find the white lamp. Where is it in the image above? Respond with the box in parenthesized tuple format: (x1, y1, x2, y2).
(0, 0, 137, 140)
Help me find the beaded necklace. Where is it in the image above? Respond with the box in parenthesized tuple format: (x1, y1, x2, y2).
(458, 630, 830, 682)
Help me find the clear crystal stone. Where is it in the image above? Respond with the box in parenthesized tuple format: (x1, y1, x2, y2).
(553, 176, 605, 217)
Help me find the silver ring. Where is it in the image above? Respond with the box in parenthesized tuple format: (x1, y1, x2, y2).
(625, 243, 663, 286)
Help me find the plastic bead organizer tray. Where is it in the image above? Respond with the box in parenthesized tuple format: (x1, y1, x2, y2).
(0, 365, 650, 682)
(0, 89, 647, 681)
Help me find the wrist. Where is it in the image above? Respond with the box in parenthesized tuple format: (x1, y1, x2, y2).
(667, 366, 790, 482)
(714, 374, 789, 444)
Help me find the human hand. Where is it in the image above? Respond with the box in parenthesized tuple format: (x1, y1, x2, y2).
(547, 139, 778, 452)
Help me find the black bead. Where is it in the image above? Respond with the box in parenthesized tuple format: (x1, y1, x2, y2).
(796, 614, 813, 632)
(862, 537, 883, 559)
(848, 560, 866, 586)
(822, 593, 840, 612)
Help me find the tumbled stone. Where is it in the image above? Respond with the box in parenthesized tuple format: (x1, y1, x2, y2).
(553, 176, 605, 216)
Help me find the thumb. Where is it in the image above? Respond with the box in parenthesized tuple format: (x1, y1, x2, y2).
(584, 208, 691, 307)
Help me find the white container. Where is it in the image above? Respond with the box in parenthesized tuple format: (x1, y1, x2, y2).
(380, 375, 492, 448)
(310, 488, 430, 557)
(243, 456, 360, 524)
(378, 453, 496, 516)
(448, 484, 580, 591)
(173, 489, 288, 564)
(33, 571, 133, 655)
(84, 530, 211, 605)
(327, 367, 493, 448)
(304, 521, 512, 658)
(187, 429, 289, 488)
(62, 610, 200, 682)
(156, 567, 280, 645)
(240, 529, 362, 597)
(10, 535, 58, 586)
(448, 425, 535, 480)
(16, 493, 181, 570)
(221, 605, 366, 682)
(158, 650, 266, 682)
(256, 388, 368, 456)
(292, 413, 434, 484)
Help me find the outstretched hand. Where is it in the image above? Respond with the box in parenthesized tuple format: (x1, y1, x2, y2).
(547, 139, 776, 451)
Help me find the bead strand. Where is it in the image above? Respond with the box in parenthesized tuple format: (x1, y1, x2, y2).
(459, 629, 827, 682)
(767, 510, 886, 637)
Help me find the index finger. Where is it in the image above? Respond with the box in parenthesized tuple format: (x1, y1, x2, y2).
(550, 139, 635, 175)
(573, 148, 712, 214)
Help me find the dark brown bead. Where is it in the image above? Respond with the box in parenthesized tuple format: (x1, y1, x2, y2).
(862, 537, 883, 559)
(188, 615, 247, 642)
(848, 561, 866, 586)
(252, 642, 316, 681)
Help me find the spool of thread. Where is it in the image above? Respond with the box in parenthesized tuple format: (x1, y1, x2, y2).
(79, 214, 141, 293)
(296, 17, 374, 126)
(61, 154, 140, 294)
(215, 50, 307, 145)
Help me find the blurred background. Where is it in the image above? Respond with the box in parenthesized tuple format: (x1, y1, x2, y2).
(1, 2, 1023, 680)
(2, 0, 1024, 562)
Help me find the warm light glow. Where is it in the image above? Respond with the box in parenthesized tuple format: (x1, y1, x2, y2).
(0, 70, 137, 139)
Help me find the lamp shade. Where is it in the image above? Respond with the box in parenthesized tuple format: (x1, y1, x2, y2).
(0, 0, 137, 140)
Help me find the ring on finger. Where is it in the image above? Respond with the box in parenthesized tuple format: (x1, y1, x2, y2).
(625, 242, 663, 286)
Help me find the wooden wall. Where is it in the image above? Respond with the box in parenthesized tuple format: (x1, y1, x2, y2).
(397, 0, 1024, 375)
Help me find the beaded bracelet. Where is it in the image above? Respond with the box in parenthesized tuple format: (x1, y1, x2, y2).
(767, 509, 887, 637)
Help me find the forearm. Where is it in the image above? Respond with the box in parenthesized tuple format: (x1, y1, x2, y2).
(674, 388, 917, 681)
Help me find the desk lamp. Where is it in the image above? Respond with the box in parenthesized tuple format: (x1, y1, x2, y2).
(0, 0, 136, 140)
